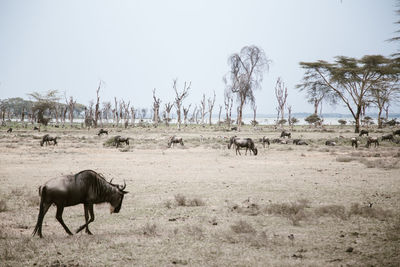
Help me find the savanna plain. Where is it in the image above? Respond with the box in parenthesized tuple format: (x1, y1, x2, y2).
(0, 124, 399, 266)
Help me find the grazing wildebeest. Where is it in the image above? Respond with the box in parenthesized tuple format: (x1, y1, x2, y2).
(351, 137, 359, 149)
(292, 139, 301, 145)
(97, 128, 108, 136)
(32, 170, 128, 238)
(231, 127, 238, 131)
(280, 130, 291, 138)
(325, 140, 336, 146)
(228, 137, 258, 155)
(260, 137, 270, 148)
(366, 137, 379, 148)
(33, 126, 40, 132)
(359, 129, 369, 137)
(7, 127, 12, 133)
(294, 140, 308, 145)
(114, 136, 129, 148)
(271, 138, 283, 144)
(168, 136, 184, 148)
(381, 134, 394, 142)
(393, 129, 400, 136)
(40, 134, 58, 146)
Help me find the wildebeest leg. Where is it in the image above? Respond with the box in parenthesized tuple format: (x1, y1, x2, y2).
(56, 206, 73, 236)
(33, 202, 51, 238)
(76, 204, 95, 234)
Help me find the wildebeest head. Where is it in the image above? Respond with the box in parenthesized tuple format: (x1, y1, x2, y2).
(108, 179, 128, 213)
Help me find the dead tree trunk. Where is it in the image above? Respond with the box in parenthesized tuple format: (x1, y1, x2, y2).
(183, 105, 191, 126)
(152, 88, 161, 126)
(200, 94, 207, 125)
(173, 79, 191, 130)
(164, 102, 173, 127)
(207, 91, 216, 126)
(94, 82, 101, 127)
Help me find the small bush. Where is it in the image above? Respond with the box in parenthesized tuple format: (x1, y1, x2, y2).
(336, 156, 354, 162)
(188, 198, 205, 206)
(174, 194, 186, 206)
(265, 201, 309, 226)
(140, 223, 158, 236)
(230, 220, 256, 234)
(348, 203, 393, 220)
(0, 199, 8, 212)
(315, 205, 347, 220)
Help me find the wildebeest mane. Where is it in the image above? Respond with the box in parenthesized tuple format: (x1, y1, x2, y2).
(74, 170, 116, 199)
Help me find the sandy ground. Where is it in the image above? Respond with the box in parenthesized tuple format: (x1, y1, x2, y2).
(0, 125, 399, 266)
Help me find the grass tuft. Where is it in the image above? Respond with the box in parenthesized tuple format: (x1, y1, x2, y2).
(230, 220, 256, 234)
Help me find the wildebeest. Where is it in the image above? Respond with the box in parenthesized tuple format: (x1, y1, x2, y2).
(351, 137, 359, 148)
(33, 126, 40, 132)
(294, 139, 308, 145)
(366, 137, 379, 148)
(260, 136, 270, 148)
(40, 134, 58, 146)
(168, 136, 184, 148)
(114, 136, 130, 147)
(359, 129, 369, 137)
(97, 129, 108, 136)
(7, 127, 12, 133)
(393, 129, 400, 136)
(228, 137, 258, 155)
(32, 170, 128, 238)
(280, 130, 291, 138)
(381, 134, 394, 142)
(325, 140, 336, 146)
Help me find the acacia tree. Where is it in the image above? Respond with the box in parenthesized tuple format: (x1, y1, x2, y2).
(227, 45, 270, 131)
(173, 79, 191, 130)
(274, 77, 288, 125)
(299, 55, 399, 133)
(369, 77, 400, 127)
(207, 91, 216, 125)
(28, 90, 60, 125)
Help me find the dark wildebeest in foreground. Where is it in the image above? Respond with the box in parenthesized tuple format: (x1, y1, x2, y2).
(168, 136, 184, 148)
(260, 137, 270, 148)
(366, 137, 379, 148)
(351, 137, 359, 149)
(381, 134, 394, 142)
(280, 130, 291, 138)
(7, 128, 12, 133)
(228, 137, 258, 155)
(393, 129, 400, 136)
(33, 170, 128, 238)
(114, 136, 130, 148)
(325, 140, 336, 146)
(97, 129, 108, 136)
(40, 134, 58, 146)
(359, 129, 369, 137)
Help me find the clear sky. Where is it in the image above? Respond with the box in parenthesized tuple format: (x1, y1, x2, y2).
(0, 0, 398, 115)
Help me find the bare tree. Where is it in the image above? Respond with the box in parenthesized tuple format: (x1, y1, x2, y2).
(207, 91, 216, 125)
(173, 79, 191, 130)
(121, 100, 130, 128)
(152, 89, 161, 125)
(102, 101, 111, 123)
(224, 90, 234, 127)
(251, 104, 257, 126)
(287, 105, 293, 129)
(130, 106, 136, 126)
(227, 45, 270, 131)
(200, 93, 207, 124)
(218, 105, 222, 125)
(164, 102, 173, 126)
(189, 105, 197, 124)
(114, 97, 119, 126)
(183, 104, 191, 126)
(94, 81, 102, 127)
(66, 96, 76, 126)
(275, 78, 288, 125)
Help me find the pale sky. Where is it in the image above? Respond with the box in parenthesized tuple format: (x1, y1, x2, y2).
(0, 0, 398, 115)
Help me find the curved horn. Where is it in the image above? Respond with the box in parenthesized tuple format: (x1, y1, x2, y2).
(120, 180, 126, 190)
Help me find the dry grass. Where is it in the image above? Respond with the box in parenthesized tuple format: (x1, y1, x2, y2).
(336, 156, 355, 162)
(265, 201, 309, 226)
(348, 203, 393, 220)
(230, 220, 256, 234)
(140, 222, 158, 236)
(315, 204, 347, 220)
(0, 199, 8, 212)
(174, 194, 205, 207)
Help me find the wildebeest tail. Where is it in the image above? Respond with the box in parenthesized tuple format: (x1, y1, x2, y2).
(32, 186, 46, 237)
